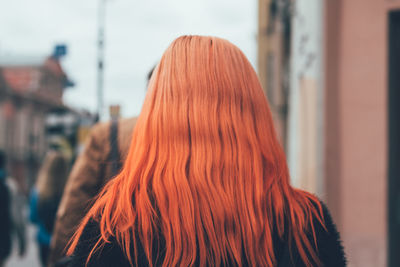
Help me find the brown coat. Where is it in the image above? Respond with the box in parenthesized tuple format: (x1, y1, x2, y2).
(48, 117, 137, 266)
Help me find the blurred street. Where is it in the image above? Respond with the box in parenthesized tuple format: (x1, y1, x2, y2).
(0, 0, 399, 266)
(6, 224, 40, 267)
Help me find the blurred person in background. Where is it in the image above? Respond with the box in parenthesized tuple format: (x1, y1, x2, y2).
(66, 36, 346, 267)
(48, 67, 154, 267)
(0, 150, 11, 267)
(0, 150, 26, 267)
(30, 150, 68, 267)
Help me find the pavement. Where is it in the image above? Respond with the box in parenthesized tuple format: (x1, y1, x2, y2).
(6, 224, 41, 267)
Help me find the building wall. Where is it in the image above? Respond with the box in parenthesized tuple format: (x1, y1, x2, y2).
(0, 95, 47, 190)
(258, 0, 291, 148)
(287, 0, 324, 194)
(259, 0, 400, 265)
(37, 68, 64, 104)
(325, 1, 400, 266)
(258, 0, 270, 96)
(0, 61, 69, 191)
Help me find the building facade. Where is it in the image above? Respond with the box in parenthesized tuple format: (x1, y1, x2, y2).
(0, 47, 74, 191)
(257, 0, 292, 149)
(325, 1, 400, 266)
(286, 0, 324, 196)
(259, 0, 400, 266)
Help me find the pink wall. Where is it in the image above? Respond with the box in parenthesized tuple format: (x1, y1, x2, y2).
(324, 1, 400, 266)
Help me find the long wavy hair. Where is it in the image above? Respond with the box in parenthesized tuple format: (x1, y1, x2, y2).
(68, 35, 324, 267)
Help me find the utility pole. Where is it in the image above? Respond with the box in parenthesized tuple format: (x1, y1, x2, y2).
(97, 0, 106, 119)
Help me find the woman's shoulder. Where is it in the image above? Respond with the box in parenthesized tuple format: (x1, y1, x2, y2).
(68, 219, 132, 267)
(314, 200, 347, 266)
(305, 199, 347, 267)
(294, 193, 345, 249)
(278, 198, 346, 266)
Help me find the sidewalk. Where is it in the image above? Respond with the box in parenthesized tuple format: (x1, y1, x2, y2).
(6, 224, 41, 267)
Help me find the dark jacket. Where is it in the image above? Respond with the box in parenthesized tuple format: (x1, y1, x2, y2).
(0, 176, 11, 261)
(68, 202, 346, 267)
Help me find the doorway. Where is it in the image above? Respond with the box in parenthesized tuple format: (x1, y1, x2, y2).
(388, 10, 400, 267)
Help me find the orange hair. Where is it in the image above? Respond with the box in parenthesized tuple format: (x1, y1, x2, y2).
(68, 35, 324, 267)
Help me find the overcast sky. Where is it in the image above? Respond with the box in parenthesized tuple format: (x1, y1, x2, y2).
(0, 0, 257, 119)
